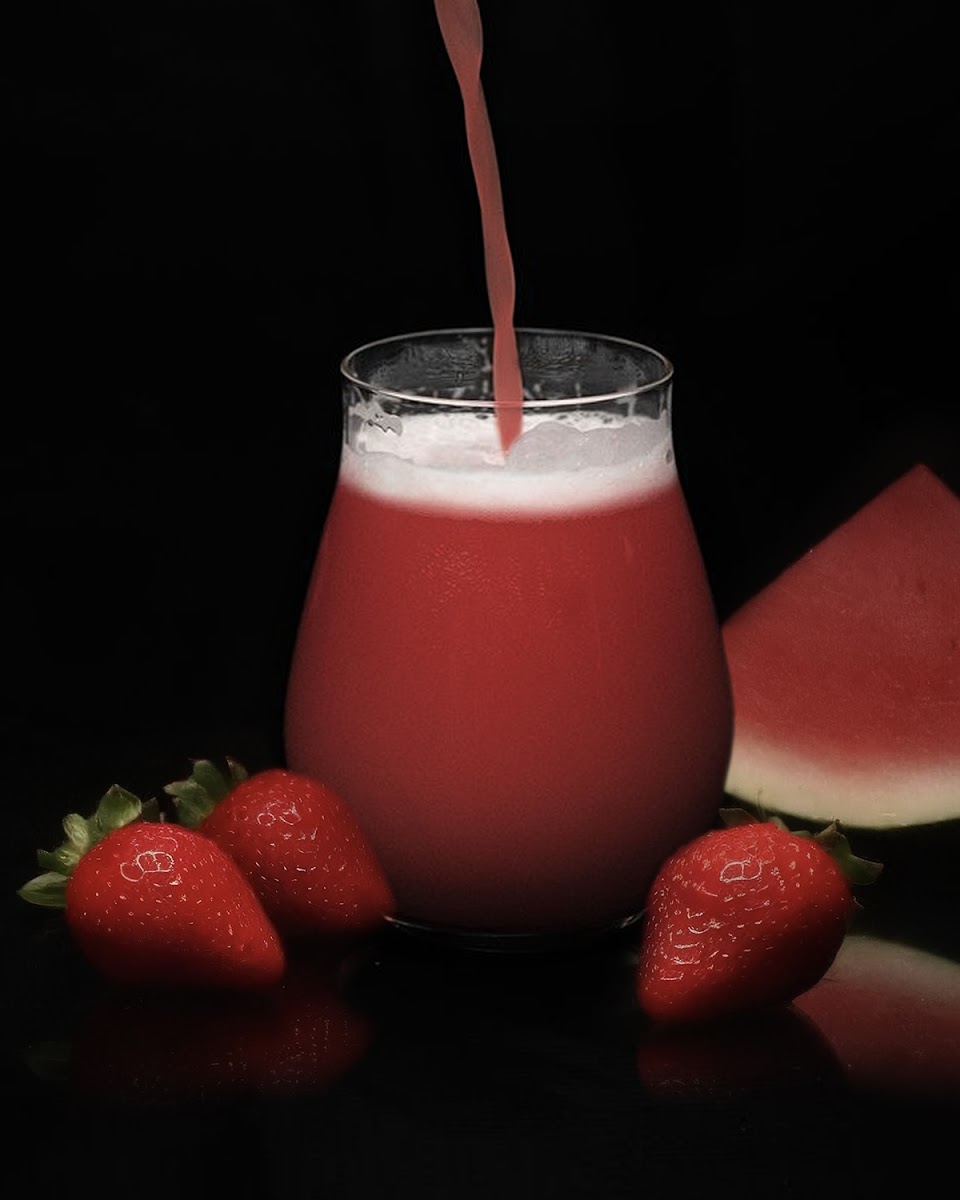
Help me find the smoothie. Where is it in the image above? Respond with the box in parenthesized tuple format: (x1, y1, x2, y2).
(285, 411, 733, 932)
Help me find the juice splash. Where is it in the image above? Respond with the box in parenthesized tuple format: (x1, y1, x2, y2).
(434, 0, 524, 452)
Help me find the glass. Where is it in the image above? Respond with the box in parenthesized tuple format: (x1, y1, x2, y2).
(284, 328, 733, 950)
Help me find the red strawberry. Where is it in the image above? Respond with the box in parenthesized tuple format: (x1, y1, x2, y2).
(18, 785, 284, 990)
(636, 809, 881, 1025)
(166, 759, 395, 943)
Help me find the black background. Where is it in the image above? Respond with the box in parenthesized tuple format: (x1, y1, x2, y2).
(3, 4, 959, 1195)
(5, 1, 958, 801)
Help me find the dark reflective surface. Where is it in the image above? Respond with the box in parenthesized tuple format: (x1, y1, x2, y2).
(5, 796, 960, 1198)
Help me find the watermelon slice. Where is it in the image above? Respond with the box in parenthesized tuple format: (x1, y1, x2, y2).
(722, 463, 960, 830)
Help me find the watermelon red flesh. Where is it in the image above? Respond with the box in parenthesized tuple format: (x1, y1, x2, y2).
(722, 464, 960, 829)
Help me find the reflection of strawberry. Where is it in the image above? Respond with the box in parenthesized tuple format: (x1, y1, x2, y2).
(634, 1007, 851, 1195)
(18, 785, 284, 990)
(637, 809, 881, 1024)
(636, 1006, 843, 1100)
(68, 957, 376, 1105)
(166, 759, 394, 943)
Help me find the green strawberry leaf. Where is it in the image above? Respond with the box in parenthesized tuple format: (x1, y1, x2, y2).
(814, 821, 883, 886)
(140, 796, 163, 822)
(18, 785, 148, 909)
(35, 846, 81, 876)
(17, 871, 69, 908)
(164, 757, 248, 828)
(62, 813, 92, 854)
(94, 785, 143, 837)
(190, 758, 235, 802)
(163, 776, 215, 828)
(226, 756, 249, 787)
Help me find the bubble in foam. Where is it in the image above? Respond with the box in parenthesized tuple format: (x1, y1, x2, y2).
(507, 418, 666, 471)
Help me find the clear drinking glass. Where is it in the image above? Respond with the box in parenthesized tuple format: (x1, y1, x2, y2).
(284, 328, 732, 950)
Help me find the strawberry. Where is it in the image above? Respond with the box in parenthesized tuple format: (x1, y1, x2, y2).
(166, 759, 395, 943)
(18, 784, 285, 990)
(636, 809, 882, 1025)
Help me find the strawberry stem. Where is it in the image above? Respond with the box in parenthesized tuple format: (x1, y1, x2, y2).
(718, 807, 882, 887)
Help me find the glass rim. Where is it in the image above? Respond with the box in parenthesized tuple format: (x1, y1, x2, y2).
(340, 326, 673, 408)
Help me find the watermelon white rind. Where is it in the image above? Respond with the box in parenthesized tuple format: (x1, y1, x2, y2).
(722, 464, 960, 831)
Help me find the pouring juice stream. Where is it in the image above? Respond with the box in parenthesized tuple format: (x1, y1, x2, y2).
(434, 0, 524, 452)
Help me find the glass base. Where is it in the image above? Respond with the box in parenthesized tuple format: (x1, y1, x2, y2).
(383, 911, 644, 956)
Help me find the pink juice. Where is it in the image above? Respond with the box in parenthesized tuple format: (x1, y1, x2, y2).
(285, 413, 733, 933)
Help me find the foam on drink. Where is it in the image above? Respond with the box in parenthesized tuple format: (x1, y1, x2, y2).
(341, 411, 675, 514)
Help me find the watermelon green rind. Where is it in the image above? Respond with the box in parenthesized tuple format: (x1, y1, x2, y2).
(722, 464, 960, 831)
